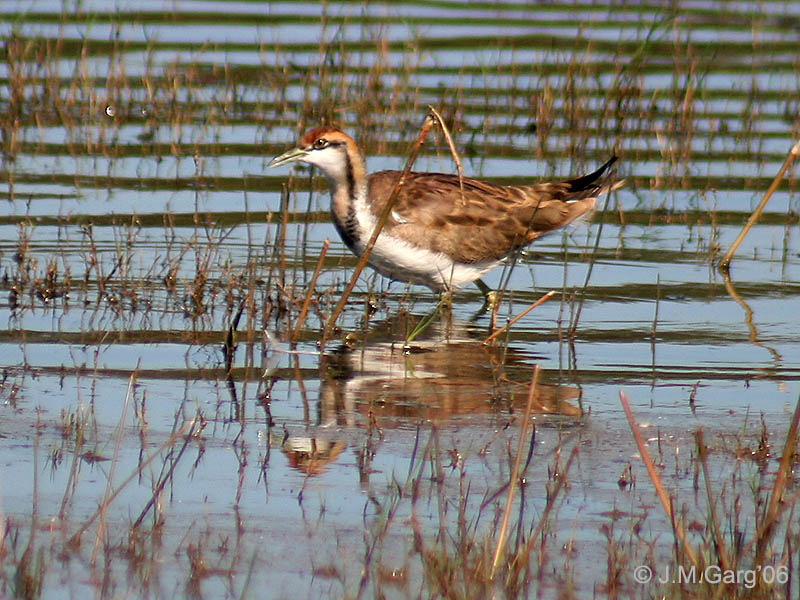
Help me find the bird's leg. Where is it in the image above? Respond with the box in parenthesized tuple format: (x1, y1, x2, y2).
(475, 279, 501, 312)
(440, 288, 454, 309)
(438, 289, 454, 335)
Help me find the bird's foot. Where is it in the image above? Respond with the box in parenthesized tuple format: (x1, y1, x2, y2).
(484, 290, 501, 312)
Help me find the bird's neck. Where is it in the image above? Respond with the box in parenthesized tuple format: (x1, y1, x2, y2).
(324, 146, 372, 254)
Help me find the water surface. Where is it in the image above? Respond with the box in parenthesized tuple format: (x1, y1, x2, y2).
(1, 1, 799, 597)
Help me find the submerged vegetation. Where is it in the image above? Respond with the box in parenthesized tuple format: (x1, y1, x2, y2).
(1, 0, 799, 598)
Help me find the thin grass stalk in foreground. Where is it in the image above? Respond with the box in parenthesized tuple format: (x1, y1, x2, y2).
(237, 549, 259, 600)
(513, 442, 579, 587)
(132, 415, 199, 529)
(354, 466, 408, 600)
(695, 428, 730, 572)
(719, 138, 800, 271)
(568, 191, 613, 339)
(405, 296, 448, 343)
(755, 394, 800, 566)
(92, 370, 135, 566)
(58, 399, 86, 521)
(291, 238, 329, 343)
(484, 290, 556, 345)
(15, 411, 43, 599)
(619, 390, 699, 569)
(491, 364, 539, 578)
(68, 417, 197, 547)
(431, 425, 448, 548)
(322, 113, 436, 344)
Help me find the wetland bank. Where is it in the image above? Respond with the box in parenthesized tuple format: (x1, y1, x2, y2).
(1, 1, 800, 598)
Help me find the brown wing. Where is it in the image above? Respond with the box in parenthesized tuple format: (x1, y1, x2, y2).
(367, 158, 617, 264)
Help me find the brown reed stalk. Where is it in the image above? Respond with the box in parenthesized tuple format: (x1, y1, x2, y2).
(322, 112, 437, 343)
(427, 105, 465, 205)
(619, 390, 699, 569)
(291, 239, 330, 343)
(484, 290, 556, 344)
(755, 394, 800, 566)
(719, 139, 800, 271)
(491, 364, 540, 578)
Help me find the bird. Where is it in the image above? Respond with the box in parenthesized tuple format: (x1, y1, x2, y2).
(269, 126, 622, 298)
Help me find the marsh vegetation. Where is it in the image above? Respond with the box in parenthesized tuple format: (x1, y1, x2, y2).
(1, 1, 799, 598)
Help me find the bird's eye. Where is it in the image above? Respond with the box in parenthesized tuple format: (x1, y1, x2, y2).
(313, 138, 328, 149)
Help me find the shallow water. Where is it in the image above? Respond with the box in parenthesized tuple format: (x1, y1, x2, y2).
(1, 1, 799, 598)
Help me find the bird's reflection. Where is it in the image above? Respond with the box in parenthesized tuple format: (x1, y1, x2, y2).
(281, 435, 348, 476)
(280, 313, 581, 474)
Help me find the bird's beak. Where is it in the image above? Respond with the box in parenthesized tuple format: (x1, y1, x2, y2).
(268, 146, 308, 168)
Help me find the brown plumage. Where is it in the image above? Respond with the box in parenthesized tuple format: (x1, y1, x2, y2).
(366, 167, 615, 265)
(270, 126, 623, 293)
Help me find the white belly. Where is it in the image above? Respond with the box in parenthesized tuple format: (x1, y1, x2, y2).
(350, 189, 498, 291)
(361, 232, 498, 292)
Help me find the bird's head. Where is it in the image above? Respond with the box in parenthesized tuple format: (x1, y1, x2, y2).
(269, 126, 359, 184)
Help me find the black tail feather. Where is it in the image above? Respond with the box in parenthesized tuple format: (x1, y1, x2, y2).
(565, 156, 619, 192)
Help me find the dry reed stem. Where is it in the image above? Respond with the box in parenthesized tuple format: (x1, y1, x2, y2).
(491, 364, 539, 578)
(719, 138, 800, 271)
(322, 112, 436, 343)
(291, 238, 329, 343)
(619, 390, 699, 569)
(755, 394, 800, 566)
(427, 105, 465, 205)
(483, 290, 557, 344)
